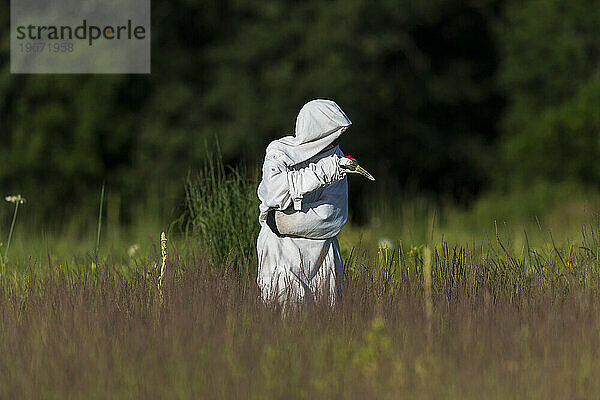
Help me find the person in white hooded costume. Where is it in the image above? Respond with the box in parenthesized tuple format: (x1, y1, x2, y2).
(256, 99, 353, 304)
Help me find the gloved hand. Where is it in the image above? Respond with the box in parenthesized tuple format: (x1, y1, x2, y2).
(338, 155, 376, 181)
(266, 209, 282, 237)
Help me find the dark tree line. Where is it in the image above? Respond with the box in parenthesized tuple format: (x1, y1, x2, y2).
(1, 0, 598, 225)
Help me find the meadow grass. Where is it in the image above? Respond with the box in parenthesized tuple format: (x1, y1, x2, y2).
(1, 229, 600, 398)
(3, 160, 600, 398)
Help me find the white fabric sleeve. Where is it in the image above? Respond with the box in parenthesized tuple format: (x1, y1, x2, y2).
(259, 154, 345, 211)
(273, 178, 348, 239)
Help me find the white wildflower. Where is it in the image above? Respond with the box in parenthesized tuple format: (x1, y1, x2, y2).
(5, 195, 26, 204)
(128, 244, 140, 257)
(377, 237, 393, 249)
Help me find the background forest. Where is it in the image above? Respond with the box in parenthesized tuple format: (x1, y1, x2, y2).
(2, 0, 600, 237)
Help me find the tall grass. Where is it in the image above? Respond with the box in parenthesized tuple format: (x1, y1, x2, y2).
(95, 184, 105, 253)
(4, 154, 600, 397)
(1, 228, 600, 398)
(182, 151, 259, 267)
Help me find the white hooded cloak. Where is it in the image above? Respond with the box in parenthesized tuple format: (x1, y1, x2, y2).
(256, 99, 351, 303)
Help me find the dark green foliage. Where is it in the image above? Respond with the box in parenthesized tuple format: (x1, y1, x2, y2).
(0, 0, 502, 225)
(4, 0, 600, 226)
(501, 74, 600, 185)
(497, 0, 600, 185)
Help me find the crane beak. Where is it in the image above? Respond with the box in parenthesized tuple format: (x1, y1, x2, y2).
(356, 165, 376, 181)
